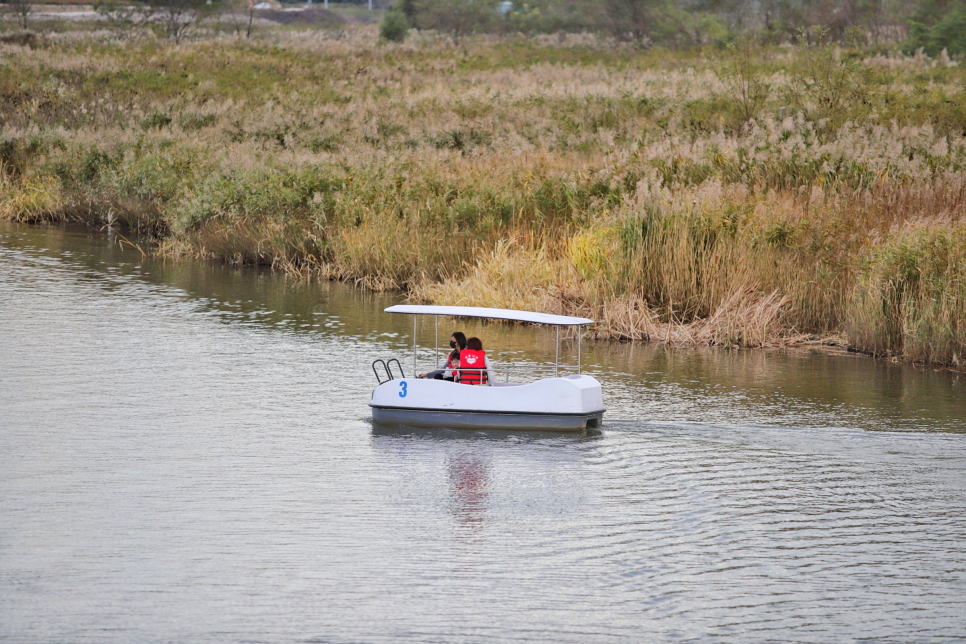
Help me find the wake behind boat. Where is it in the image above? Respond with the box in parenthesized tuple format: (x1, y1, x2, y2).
(370, 305, 604, 432)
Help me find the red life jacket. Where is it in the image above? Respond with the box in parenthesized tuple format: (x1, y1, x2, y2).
(458, 349, 488, 385)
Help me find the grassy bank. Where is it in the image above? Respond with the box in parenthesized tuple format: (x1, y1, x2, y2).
(2, 28, 965, 365)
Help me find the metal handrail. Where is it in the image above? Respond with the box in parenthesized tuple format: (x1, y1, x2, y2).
(489, 363, 582, 371)
(488, 364, 582, 383)
(452, 363, 583, 385)
(373, 358, 407, 384)
(376, 359, 581, 385)
(372, 359, 390, 384)
(387, 358, 405, 380)
(450, 366, 489, 385)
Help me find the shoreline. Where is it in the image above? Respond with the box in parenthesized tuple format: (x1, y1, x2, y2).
(11, 216, 966, 374)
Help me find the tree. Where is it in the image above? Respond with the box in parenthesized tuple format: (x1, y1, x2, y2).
(712, 41, 771, 123)
(413, 0, 497, 44)
(688, 0, 755, 32)
(399, 0, 417, 21)
(751, 0, 907, 43)
(602, 0, 677, 44)
(905, 0, 966, 55)
(95, 0, 155, 37)
(786, 28, 865, 124)
(380, 4, 410, 41)
(147, 0, 214, 43)
(796, 0, 887, 41)
(3, 0, 32, 30)
(225, 0, 258, 38)
(759, 0, 806, 39)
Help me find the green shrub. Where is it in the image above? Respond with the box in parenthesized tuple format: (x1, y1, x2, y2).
(905, 3, 966, 56)
(379, 6, 409, 42)
(173, 166, 340, 233)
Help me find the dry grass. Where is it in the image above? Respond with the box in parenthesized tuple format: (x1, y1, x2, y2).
(1, 29, 965, 362)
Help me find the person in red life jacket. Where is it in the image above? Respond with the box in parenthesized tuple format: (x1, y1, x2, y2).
(418, 331, 466, 381)
(459, 337, 488, 385)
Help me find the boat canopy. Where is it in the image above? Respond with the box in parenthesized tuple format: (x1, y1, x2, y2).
(384, 305, 593, 326)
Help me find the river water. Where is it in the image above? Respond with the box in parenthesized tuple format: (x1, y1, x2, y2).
(2, 221, 965, 643)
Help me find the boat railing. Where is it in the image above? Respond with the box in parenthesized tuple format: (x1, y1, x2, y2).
(487, 363, 582, 382)
(372, 358, 405, 384)
(374, 360, 582, 385)
(453, 363, 582, 383)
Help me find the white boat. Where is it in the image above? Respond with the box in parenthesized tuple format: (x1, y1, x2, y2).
(370, 305, 605, 432)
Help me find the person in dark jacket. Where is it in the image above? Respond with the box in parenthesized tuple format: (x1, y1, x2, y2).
(418, 331, 466, 381)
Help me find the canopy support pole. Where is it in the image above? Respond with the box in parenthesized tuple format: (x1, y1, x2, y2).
(434, 316, 439, 369)
(555, 325, 559, 377)
(413, 315, 417, 376)
(577, 326, 583, 373)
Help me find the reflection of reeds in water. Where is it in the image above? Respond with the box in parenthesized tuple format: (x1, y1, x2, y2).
(1, 34, 964, 363)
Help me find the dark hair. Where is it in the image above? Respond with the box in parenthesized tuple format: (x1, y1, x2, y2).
(452, 331, 467, 349)
(450, 350, 460, 361)
(466, 336, 483, 351)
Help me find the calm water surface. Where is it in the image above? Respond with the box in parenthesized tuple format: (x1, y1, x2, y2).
(2, 222, 965, 643)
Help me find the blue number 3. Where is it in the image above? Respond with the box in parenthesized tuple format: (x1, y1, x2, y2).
(398, 381, 408, 398)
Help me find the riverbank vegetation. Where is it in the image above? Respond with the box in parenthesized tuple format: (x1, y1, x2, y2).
(2, 3, 965, 366)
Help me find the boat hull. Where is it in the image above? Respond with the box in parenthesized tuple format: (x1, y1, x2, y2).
(369, 374, 605, 432)
(371, 406, 603, 431)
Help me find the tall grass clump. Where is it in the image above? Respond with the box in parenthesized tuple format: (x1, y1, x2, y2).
(0, 166, 62, 223)
(848, 222, 966, 366)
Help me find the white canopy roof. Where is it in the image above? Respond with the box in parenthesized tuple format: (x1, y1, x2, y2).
(384, 305, 593, 326)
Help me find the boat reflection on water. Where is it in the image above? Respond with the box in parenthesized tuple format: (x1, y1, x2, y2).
(369, 423, 602, 535)
(446, 452, 489, 532)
